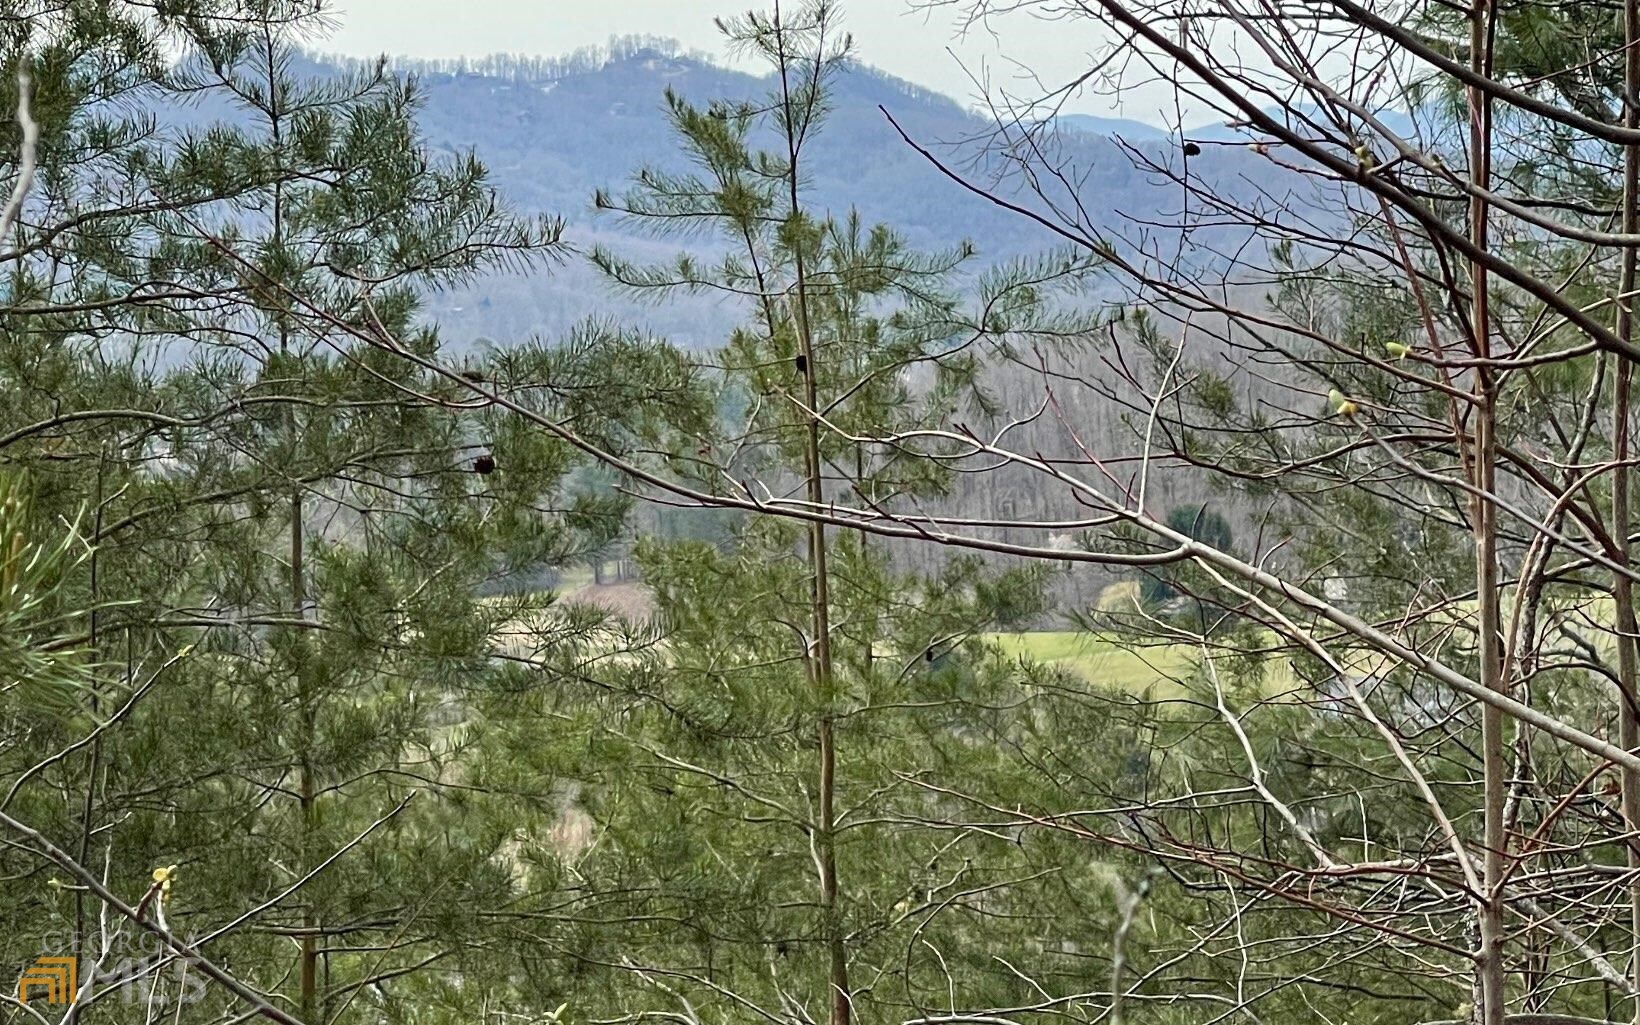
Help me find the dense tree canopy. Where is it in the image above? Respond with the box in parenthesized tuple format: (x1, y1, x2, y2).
(8, 2, 1640, 1025)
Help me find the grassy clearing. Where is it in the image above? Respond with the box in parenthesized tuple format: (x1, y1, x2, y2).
(989, 581, 1200, 694)
(989, 631, 1200, 696)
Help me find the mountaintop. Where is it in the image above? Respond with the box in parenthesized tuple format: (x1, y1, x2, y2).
(289, 41, 1297, 346)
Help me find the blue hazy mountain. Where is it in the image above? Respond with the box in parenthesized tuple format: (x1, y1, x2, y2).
(287, 43, 1297, 346)
(1061, 104, 1420, 144)
(1056, 113, 1169, 141)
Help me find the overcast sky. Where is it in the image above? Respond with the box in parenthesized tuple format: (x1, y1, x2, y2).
(321, 0, 1181, 125)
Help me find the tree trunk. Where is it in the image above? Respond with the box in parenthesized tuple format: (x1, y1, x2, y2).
(792, 193, 849, 1025)
(777, 9, 849, 1017)
(1469, 2, 1507, 1021)
(1613, 1, 1640, 1018)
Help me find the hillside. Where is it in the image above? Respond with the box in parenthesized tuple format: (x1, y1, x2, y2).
(296, 44, 1303, 347)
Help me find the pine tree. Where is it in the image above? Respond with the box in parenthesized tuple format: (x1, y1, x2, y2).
(472, 6, 1117, 1023)
(0, 5, 643, 1021)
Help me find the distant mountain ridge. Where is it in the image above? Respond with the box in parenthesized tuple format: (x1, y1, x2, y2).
(282, 42, 1302, 347)
(1055, 113, 1170, 141)
(1057, 105, 1420, 144)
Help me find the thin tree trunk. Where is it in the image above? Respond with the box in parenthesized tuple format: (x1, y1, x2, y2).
(293, 490, 318, 1024)
(73, 451, 105, 962)
(1469, 1, 1507, 1022)
(774, 7, 849, 1021)
(1476, 384, 1508, 1025)
(263, 34, 318, 1019)
(792, 241, 848, 1025)
(790, 147, 850, 1025)
(1612, 2, 1640, 1018)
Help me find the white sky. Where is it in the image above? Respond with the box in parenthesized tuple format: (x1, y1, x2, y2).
(320, 0, 1183, 125)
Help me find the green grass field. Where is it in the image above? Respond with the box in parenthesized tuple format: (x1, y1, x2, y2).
(989, 631, 1200, 695)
